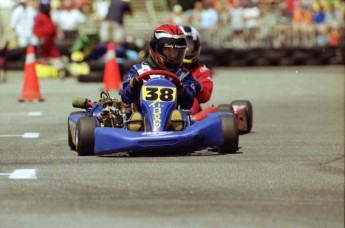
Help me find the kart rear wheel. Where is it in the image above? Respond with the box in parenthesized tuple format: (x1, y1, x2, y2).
(68, 111, 85, 151)
(231, 100, 253, 133)
(218, 114, 239, 154)
(75, 117, 97, 156)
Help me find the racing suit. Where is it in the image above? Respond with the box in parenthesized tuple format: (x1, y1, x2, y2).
(121, 62, 196, 110)
(188, 64, 213, 115)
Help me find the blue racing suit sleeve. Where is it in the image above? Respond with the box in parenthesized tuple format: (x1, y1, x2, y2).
(177, 70, 196, 110)
(121, 65, 140, 104)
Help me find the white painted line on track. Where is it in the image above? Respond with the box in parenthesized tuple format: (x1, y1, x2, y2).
(0, 112, 42, 116)
(27, 112, 43, 116)
(22, 133, 40, 138)
(9, 169, 37, 179)
(0, 169, 37, 179)
(0, 133, 40, 138)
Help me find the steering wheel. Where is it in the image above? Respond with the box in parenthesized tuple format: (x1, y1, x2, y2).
(137, 70, 181, 86)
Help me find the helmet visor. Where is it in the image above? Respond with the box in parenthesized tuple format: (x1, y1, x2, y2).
(160, 46, 186, 63)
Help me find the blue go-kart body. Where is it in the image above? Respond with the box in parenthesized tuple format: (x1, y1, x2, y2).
(68, 71, 239, 156)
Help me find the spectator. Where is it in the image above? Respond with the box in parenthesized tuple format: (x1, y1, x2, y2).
(93, 0, 110, 22)
(325, 2, 343, 26)
(272, 2, 292, 48)
(180, 25, 213, 115)
(243, 0, 260, 47)
(189, 1, 203, 30)
(169, 4, 188, 26)
(53, 0, 85, 45)
(9, 0, 39, 48)
(100, 0, 133, 44)
(328, 24, 341, 47)
(69, 2, 99, 58)
(229, 0, 245, 48)
(34, 0, 65, 71)
(0, 0, 15, 46)
(292, 1, 313, 47)
(199, 0, 219, 45)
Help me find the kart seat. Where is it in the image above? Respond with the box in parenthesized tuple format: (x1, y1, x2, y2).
(169, 110, 184, 131)
(127, 112, 143, 131)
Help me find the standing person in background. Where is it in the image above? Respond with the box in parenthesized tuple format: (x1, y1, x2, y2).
(229, 0, 245, 48)
(0, 0, 15, 46)
(180, 25, 213, 115)
(169, 4, 188, 26)
(100, 0, 133, 44)
(9, 0, 39, 48)
(93, 0, 110, 22)
(34, 0, 65, 71)
(189, 0, 203, 30)
(53, 0, 85, 46)
(199, 0, 218, 46)
(243, 0, 260, 48)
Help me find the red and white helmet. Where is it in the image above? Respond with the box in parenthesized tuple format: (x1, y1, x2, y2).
(148, 24, 187, 73)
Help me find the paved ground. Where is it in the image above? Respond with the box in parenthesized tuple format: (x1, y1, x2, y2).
(0, 66, 344, 228)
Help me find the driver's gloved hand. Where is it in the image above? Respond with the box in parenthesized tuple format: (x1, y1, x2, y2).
(176, 83, 185, 96)
(129, 77, 142, 91)
(195, 81, 202, 93)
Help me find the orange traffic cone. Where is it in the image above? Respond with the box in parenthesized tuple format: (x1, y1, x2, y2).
(103, 42, 121, 90)
(19, 45, 44, 102)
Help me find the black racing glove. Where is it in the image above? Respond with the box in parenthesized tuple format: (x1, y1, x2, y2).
(129, 77, 142, 91)
(176, 82, 185, 96)
(195, 80, 202, 94)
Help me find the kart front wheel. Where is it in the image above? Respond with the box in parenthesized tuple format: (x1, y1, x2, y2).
(68, 119, 76, 150)
(218, 114, 239, 154)
(68, 111, 85, 151)
(75, 117, 97, 156)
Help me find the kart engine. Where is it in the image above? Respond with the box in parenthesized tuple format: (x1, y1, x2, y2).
(98, 91, 125, 128)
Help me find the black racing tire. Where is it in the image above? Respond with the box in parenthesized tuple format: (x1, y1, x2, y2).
(218, 114, 239, 154)
(217, 104, 234, 113)
(68, 111, 85, 151)
(75, 117, 97, 156)
(231, 100, 253, 133)
(68, 119, 76, 151)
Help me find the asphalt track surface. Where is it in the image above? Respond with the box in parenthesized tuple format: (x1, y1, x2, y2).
(0, 66, 344, 228)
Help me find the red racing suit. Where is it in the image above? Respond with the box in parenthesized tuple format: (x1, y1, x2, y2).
(188, 64, 213, 115)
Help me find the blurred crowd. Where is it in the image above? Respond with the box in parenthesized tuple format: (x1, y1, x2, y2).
(170, 0, 345, 49)
(0, 0, 142, 75)
(0, 0, 344, 60)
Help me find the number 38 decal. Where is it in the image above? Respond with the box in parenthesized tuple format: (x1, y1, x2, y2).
(142, 86, 176, 102)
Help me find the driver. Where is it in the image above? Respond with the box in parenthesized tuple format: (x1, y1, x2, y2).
(121, 24, 197, 110)
(180, 25, 213, 115)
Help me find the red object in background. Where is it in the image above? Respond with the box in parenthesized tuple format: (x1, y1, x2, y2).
(103, 42, 122, 90)
(33, 12, 60, 58)
(19, 46, 44, 102)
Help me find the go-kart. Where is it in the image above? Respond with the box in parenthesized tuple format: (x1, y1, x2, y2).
(67, 70, 239, 156)
(192, 100, 253, 134)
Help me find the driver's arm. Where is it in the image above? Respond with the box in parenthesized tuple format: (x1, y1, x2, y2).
(121, 66, 141, 104)
(177, 71, 197, 110)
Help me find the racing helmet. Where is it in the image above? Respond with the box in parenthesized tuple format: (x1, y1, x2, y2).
(148, 24, 187, 73)
(179, 25, 201, 68)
